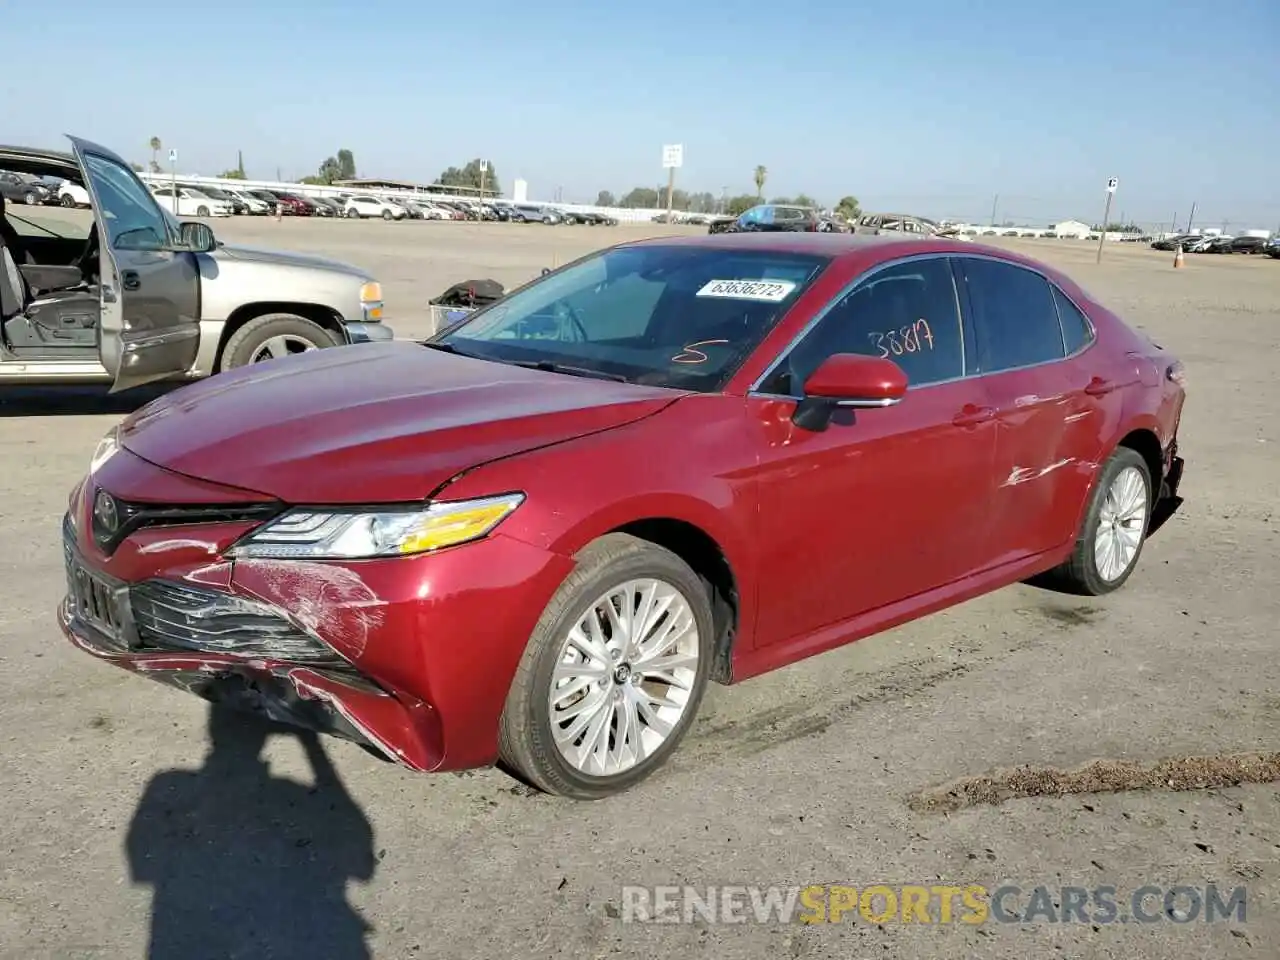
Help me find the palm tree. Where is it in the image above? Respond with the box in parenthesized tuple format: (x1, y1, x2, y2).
(149, 137, 162, 173)
(753, 165, 767, 200)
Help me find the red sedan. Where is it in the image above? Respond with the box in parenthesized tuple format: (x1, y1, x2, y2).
(60, 233, 1186, 799)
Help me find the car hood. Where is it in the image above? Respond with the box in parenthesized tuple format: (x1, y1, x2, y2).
(118, 342, 684, 503)
(211, 243, 371, 278)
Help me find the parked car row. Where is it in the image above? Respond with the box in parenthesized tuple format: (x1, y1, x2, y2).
(140, 184, 623, 226)
(1151, 233, 1275, 255)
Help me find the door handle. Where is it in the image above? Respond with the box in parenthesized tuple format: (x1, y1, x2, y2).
(121, 271, 141, 291)
(1084, 377, 1116, 396)
(952, 404, 996, 427)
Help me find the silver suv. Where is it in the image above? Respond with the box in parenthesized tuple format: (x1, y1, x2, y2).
(0, 135, 393, 391)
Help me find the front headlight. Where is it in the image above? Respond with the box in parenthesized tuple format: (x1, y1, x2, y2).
(90, 425, 120, 474)
(229, 493, 525, 559)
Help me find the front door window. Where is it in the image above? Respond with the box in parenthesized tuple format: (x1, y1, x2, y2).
(83, 154, 172, 251)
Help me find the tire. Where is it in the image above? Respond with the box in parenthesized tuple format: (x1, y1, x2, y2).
(498, 533, 713, 800)
(219, 313, 339, 371)
(381, 209, 393, 221)
(196, 206, 210, 217)
(60, 193, 77, 208)
(347, 207, 360, 219)
(23, 191, 39, 205)
(1045, 447, 1153, 596)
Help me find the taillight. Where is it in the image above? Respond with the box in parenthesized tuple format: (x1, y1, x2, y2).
(1167, 360, 1187, 386)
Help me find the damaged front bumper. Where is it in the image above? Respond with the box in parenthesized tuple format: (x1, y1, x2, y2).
(58, 474, 575, 772)
(59, 583, 443, 771)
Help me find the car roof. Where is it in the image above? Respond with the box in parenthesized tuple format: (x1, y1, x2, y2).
(614, 231, 1073, 285)
(0, 145, 80, 179)
(620, 231, 946, 257)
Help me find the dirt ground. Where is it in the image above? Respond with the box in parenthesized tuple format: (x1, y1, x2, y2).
(1, 217, 1277, 959)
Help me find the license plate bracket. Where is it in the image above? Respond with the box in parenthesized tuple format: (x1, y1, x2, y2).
(64, 545, 130, 646)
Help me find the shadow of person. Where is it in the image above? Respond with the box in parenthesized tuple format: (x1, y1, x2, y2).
(126, 705, 376, 959)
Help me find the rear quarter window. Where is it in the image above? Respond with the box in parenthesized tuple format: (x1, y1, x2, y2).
(1051, 287, 1094, 355)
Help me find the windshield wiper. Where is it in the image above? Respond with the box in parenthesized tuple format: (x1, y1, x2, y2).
(509, 359, 629, 382)
(421, 341, 484, 360)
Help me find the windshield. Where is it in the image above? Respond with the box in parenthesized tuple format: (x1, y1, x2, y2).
(436, 244, 829, 392)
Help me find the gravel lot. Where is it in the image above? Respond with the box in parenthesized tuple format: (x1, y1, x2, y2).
(1, 218, 1277, 959)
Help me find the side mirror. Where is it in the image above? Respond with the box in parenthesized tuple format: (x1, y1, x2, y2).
(792, 354, 907, 431)
(178, 221, 217, 253)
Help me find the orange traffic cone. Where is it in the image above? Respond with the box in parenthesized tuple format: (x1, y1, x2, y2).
(1173, 244, 1185, 268)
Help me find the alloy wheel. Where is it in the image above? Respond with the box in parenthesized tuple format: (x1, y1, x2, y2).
(1093, 465, 1149, 581)
(250, 334, 320, 363)
(548, 578, 700, 778)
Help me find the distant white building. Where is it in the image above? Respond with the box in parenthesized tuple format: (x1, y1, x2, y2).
(1053, 219, 1092, 238)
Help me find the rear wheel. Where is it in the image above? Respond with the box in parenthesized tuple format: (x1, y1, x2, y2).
(499, 534, 713, 799)
(219, 313, 339, 371)
(60, 193, 77, 208)
(1047, 447, 1152, 595)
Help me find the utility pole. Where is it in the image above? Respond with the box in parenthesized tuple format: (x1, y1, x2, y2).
(1096, 177, 1118, 264)
(1171, 210, 1177, 234)
(661, 144, 682, 222)
(169, 148, 178, 214)
(989, 193, 999, 227)
(1186, 201, 1197, 234)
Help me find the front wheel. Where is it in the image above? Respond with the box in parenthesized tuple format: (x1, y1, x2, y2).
(381, 209, 393, 221)
(60, 193, 77, 208)
(196, 205, 210, 217)
(24, 191, 39, 205)
(219, 313, 339, 370)
(346, 207, 360, 219)
(499, 534, 713, 799)
(1046, 447, 1153, 595)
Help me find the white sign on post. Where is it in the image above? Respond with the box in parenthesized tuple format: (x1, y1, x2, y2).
(479, 160, 489, 173)
(662, 144, 684, 169)
(1107, 177, 1118, 193)
(168, 149, 178, 164)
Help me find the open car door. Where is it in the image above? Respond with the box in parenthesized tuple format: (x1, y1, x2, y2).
(68, 135, 200, 392)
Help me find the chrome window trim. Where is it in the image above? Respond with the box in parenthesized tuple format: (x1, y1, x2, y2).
(747, 251, 966, 397)
(746, 249, 1102, 402)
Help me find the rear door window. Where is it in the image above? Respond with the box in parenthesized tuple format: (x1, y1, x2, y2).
(958, 258, 1066, 373)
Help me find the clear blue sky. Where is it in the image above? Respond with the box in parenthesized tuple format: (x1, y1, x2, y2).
(3, 0, 1276, 227)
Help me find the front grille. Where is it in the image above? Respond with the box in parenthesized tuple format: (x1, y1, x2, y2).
(90, 495, 283, 555)
(130, 580, 347, 666)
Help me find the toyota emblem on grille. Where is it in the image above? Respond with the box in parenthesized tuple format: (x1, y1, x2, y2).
(93, 489, 119, 534)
